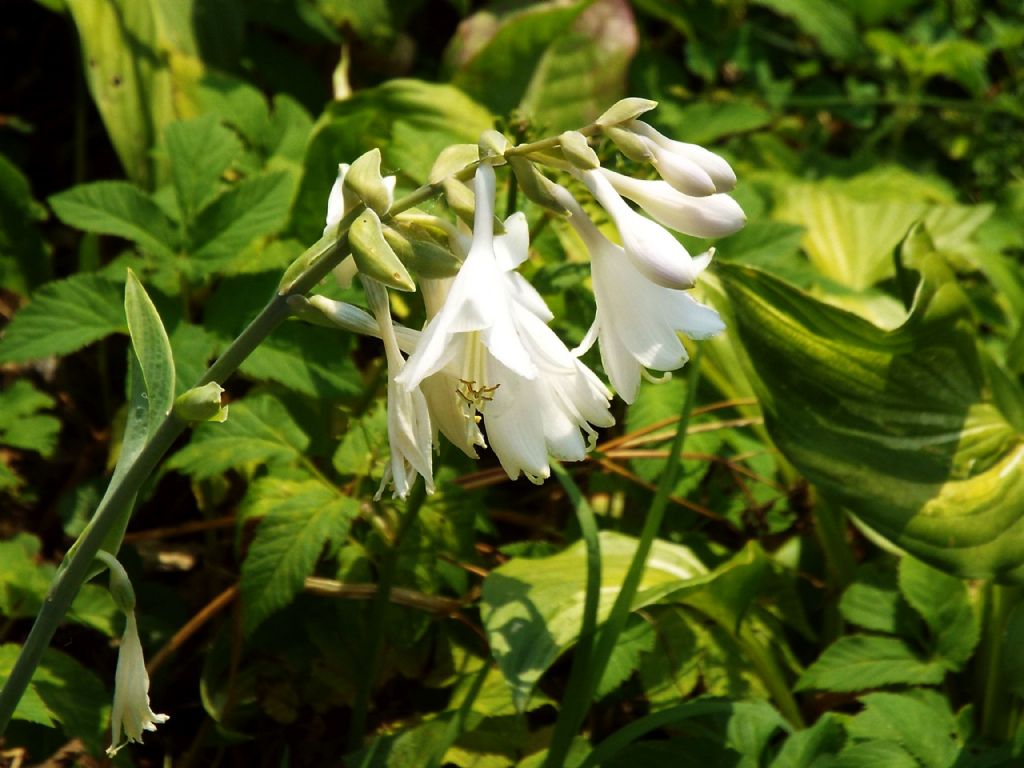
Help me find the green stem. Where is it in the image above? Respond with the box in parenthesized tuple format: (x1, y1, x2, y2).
(542, 463, 602, 768)
(735, 629, 804, 728)
(814, 498, 856, 589)
(348, 482, 427, 750)
(978, 583, 1021, 741)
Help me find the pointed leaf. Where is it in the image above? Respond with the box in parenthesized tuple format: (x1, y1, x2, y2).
(124, 269, 175, 434)
(164, 114, 242, 222)
(796, 635, 947, 692)
(898, 556, 979, 668)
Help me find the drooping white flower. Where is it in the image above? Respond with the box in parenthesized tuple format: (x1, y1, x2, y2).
(599, 168, 745, 239)
(581, 168, 714, 290)
(553, 184, 724, 403)
(107, 612, 168, 756)
(362, 277, 434, 499)
(397, 163, 613, 482)
(627, 119, 737, 193)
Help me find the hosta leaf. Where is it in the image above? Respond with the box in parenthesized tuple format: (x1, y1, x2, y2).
(167, 393, 308, 479)
(49, 181, 180, 260)
(796, 635, 947, 692)
(239, 477, 359, 634)
(718, 261, 1024, 581)
(0, 273, 126, 363)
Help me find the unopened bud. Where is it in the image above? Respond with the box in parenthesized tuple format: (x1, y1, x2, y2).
(559, 131, 600, 170)
(596, 97, 658, 127)
(429, 144, 479, 184)
(508, 156, 569, 215)
(349, 208, 416, 291)
(602, 124, 652, 163)
(343, 149, 394, 215)
(479, 130, 510, 164)
(174, 382, 228, 423)
(441, 177, 477, 227)
(382, 226, 461, 278)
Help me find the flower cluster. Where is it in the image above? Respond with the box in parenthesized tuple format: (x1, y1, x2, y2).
(311, 99, 744, 496)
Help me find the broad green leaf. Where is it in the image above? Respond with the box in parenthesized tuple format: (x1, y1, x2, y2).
(796, 635, 947, 692)
(898, 556, 979, 667)
(167, 393, 308, 479)
(835, 741, 919, 768)
(34, 648, 111, 754)
(718, 262, 1024, 581)
(0, 380, 60, 457)
(845, 692, 961, 767)
(0, 643, 55, 726)
(49, 181, 179, 260)
(774, 184, 924, 290)
(65, 0, 202, 186)
(291, 79, 493, 241)
(0, 273, 126, 363)
(163, 114, 243, 222)
(751, 0, 860, 59)
(190, 171, 294, 265)
(839, 563, 917, 636)
(125, 269, 175, 436)
(769, 713, 844, 768)
(239, 477, 359, 633)
(0, 153, 50, 294)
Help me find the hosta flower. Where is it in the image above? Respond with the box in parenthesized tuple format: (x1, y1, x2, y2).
(324, 162, 397, 288)
(581, 168, 714, 290)
(627, 119, 737, 194)
(362, 278, 434, 499)
(552, 184, 725, 403)
(107, 612, 168, 756)
(397, 163, 613, 482)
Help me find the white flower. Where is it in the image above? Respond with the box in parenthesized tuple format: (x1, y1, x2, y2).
(581, 168, 714, 290)
(362, 278, 434, 499)
(107, 612, 168, 756)
(553, 184, 725, 403)
(397, 163, 613, 482)
(599, 168, 745, 239)
(627, 119, 737, 193)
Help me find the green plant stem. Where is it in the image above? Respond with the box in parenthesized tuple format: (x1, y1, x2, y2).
(542, 348, 703, 768)
(543, 463, 602, 768)
(735, 630, 804, 728)
(348, 482, 427, 750)
(814, 498, 856, 590)
(978, 583, 1022, 741)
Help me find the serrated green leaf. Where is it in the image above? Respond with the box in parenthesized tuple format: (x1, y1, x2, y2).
(0, 152, 50, 294)
(169, 322, 219, 396)
(190, 171, 294, 265)
(846, 692, 961, 767)
(49, 181, 179, 260)
(332, 401, 388, 478)
(0, 273, 126, 363)
(164, 114, 243, 222)
(835, 741, 919, 768)
(769, 713, 844, 768)
(839, 563, 918, 635)
(34, 648, 111, 754)
(167, 393, 309, 479)
(238, 323, 363, 399)
(593, 616, 656, 699)
(125, 270, 175, 435)
(719, 261, 1024, 581)
(898, 556, 979, 668)
(796, 635, 947, 692)
(0, 644, 56, 726)
(0, 380, 60, 456)
(637, 607, 702, 707)
(240, 477, 359, 633)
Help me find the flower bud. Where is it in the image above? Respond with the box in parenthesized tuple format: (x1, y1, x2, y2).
(343, 148, 395, 215)
(508, 156, 569, 215)
(559, 131, 600, 170)
(429, 144, 479, 184)
(596, 97, 659, 127)
(349, 208, 416, 291)
(478, 130, 510, 164)
(174, 382, 228, 423)
(382, 226, 462, 278)
(602, 124, 652, 163)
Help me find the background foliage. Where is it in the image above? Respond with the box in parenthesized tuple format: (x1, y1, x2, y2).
(2, 0, 1023, 765)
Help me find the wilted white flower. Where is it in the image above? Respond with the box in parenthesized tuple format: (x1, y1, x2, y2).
(107, 612, 168, 756)
(553, 184, 725, 403)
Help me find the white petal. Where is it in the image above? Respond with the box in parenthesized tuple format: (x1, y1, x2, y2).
(108, 612, 168, 756)
(645, 139, 716, 197)
(482, 361, 550, 483)
(631, 121, 737, 192)
(506, 272, 554, 322)
(493, 212, 530, 270)
(324, 163, 350, 234)
(601, 170, 745, 238)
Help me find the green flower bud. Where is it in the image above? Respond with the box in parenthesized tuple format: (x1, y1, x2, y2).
(343, 148, 394, 215)
(602, 124, 652, 163)
(559, 131, 600, 170)
(478, 130, 510, 164)
(508, 156, 569, 215)
(174, 382, 228, 423)
(382, 226, 461, 278)
(349, 208, 416, 291)
(429, 144, 479, 184)
(596, 97, 658, 127)
(441, 177, 477, 227)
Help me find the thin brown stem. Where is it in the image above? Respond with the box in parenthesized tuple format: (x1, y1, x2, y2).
(146, 584, 239, 676)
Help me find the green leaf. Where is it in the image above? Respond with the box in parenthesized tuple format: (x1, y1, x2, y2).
(796, 635, 947, 692)
(125, 269, 175, 436)
(239, 322, 363, 399)
(239, 477, 359, 633)
(332, 401, 388, 478)
(750, 0, 860, 59)
(49, 181, 180, 260)
(163, 114, 243, 222)
(0, 152, 50, 294)
(167, 393, 309, 479)
(1001, 602, 1024, 698)
(0, 643, 55, 726)
(291, 79, 493, 241)
(835, 741, 920, 768)
(839, 563, 917, 636)
(653, 100, 772, 145)
(898, 556, 980, 668)
(0, 273, 126, 363)
(34, 648, 111, 754)
(190, 171, 294, 265)
(593, 616, 656, 699)
(845, 692, 961, 767)
(0, 380, 60, 457)
(719, 261, 1024, 581)
(769, 713, 844, 768)
(637, 607, 702, 707)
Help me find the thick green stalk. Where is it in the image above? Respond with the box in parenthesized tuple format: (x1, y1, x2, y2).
(542, 463, 602, 768)
(977, 583, 1022, 741)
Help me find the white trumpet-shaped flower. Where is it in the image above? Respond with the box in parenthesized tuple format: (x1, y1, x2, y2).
(553, 184, 725, 403)
(397, 163, 613, 482)
(581, 168, 714, 291)
(600, 169, 745, 239)
(628, 120, 737, 193)
(107, 612, 168, 756)
(362, 278, 434, 499)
